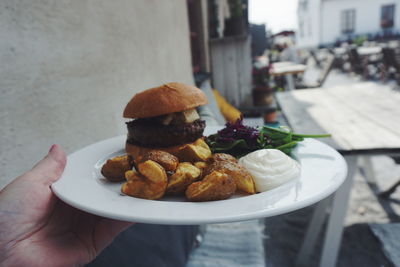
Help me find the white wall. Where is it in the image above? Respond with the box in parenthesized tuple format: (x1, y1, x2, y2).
(0, 0, 193, 188)
(321, 0, 400, 45)
(297, 0, 322, 48)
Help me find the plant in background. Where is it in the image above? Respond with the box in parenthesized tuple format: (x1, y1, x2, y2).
(228, 0, 245, 18)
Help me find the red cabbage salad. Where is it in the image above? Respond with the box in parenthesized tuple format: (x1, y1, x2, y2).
(205, 117, 331, 158)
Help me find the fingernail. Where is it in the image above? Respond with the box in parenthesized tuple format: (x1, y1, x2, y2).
(49, 144, 57, 154)
(47, 144, 66, 167)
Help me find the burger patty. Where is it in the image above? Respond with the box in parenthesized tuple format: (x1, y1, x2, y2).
(126, 119, 206, 147)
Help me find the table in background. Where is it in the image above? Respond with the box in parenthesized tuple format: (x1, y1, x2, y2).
(270, 62, 307, 91)
(357, 46, 382, 56)
(357, 46, 383, 67)
(276, 82, 400, 267)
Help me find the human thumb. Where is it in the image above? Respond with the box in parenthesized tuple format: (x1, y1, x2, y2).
(27, 144, 67, 185)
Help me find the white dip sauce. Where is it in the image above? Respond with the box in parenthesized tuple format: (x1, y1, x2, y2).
(238, 149, 300, 192)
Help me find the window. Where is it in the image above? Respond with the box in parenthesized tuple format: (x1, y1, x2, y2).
(381, 4, 395, 28)
(299, 0, 308, 11)
(341, 9, 356, 34)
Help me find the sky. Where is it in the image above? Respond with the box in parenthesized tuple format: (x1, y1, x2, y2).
(249, 0, 298, 34)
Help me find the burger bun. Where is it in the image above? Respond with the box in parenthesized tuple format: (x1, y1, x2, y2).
(123, 82, 208, 119)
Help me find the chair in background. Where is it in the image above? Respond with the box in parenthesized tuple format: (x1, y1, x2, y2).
(309, 50, 322, 68)
(379, 179, 400, 198)
(379, 156, 400, 199)
(348, 48, 367, 78)
(295, 54, 335, 89)
(328, 48, 345, 72)
(380, 47, 400, 85)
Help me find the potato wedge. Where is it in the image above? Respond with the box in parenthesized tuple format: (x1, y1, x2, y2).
(208, 153, 237, 164)
(137, 160, 167, 183)
(121, 160, 168, 200)
(101, 155, 134, 182)
(136, 150, 179, 171)
(185, 171, 236, 201)
(194, 161, 208, 170)
(193, 138, 210, 149)
(167, 162, 201, 195)
(203, 161, 256, 194)
(180, 139, 211, 162)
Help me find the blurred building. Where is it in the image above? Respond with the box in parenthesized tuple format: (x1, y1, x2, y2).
(188, 0, 253, 106)
(272, 30, 296, 46)
(297, 0, 400, 48)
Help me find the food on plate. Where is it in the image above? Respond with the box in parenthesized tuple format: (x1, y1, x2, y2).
(193, 161, 208, 177)
(166, 162, 201, 195)
(238, 149, 300, 192)
(207, 153, 237, 164)
(122, 160, 168, 200)
(186, 171, 236, 201)
(101, 155, 134, 182)
(193, 161, 207, 170)
(101, 83, 303, 202)
(135, 150, 179, 172)
(203, 156, 256, 194)
(206, 117, 331, 157)
(179, 138, 212, 162)
(123, 82, 208, 161)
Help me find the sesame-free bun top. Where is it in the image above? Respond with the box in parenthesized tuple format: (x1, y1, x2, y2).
(123, 82, 208, 118)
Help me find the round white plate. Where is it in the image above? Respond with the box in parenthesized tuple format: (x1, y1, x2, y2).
(52, 126, 347, 225)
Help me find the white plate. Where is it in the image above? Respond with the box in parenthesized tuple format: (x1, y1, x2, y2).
(52, 126, 347, 225)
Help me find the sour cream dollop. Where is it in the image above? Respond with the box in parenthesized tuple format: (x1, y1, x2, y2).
(238, 149, 300, 192)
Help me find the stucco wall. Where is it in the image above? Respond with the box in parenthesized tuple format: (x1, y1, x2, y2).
(0, 0, 193, 188)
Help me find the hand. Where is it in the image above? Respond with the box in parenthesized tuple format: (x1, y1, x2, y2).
(0, 145, 133, 267)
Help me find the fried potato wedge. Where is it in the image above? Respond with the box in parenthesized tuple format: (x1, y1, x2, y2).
(101, 155, 134, 182)
(208, 153, 237, 164)
(167, 162, 201, 195)
(136, 150, 179, 171)
(121, 160, 167, 200)
(203, 161, 256, 194)
(194, 161, 207, 170)
(137, 160, 168, 183)
(186, 171, 236, 201)
(180, 139, 211, 162)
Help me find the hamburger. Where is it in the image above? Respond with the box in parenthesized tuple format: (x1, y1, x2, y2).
(123, 82, 208, 159)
